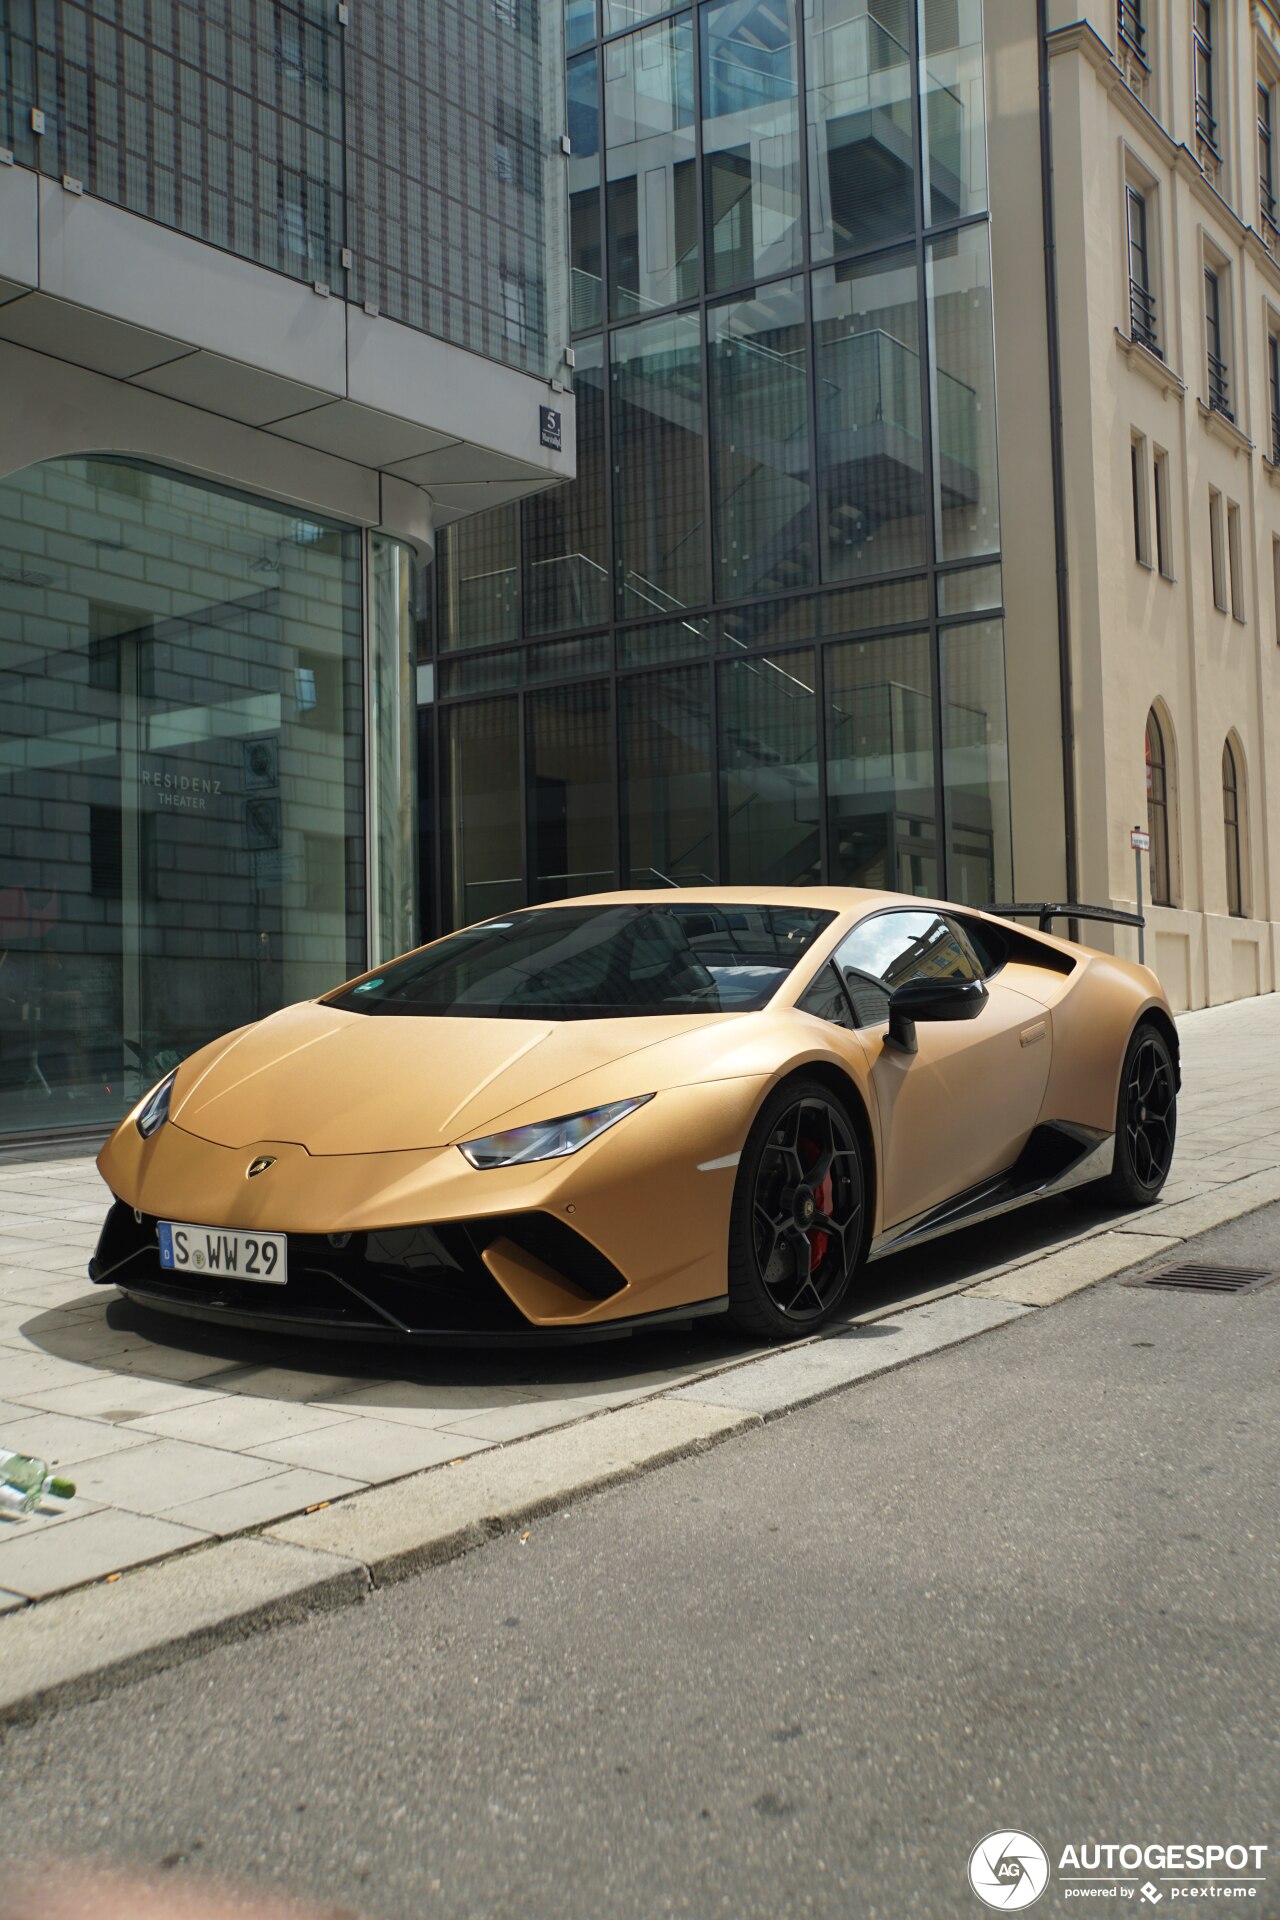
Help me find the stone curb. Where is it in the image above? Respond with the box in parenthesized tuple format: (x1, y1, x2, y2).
(266, 1395, 758, 1583)
(0, 1535, 369, 1726)
(3, 1147, 1279, 1726)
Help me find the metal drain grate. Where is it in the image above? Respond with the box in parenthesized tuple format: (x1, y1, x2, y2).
(1124, 1262, 1280, 1295)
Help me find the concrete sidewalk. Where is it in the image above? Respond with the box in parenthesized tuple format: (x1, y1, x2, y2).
(1, 991, 1278, 1717)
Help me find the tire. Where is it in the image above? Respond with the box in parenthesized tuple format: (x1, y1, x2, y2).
(727, 1077, 867, 1342)
(1102, 1020, 1177, 1206)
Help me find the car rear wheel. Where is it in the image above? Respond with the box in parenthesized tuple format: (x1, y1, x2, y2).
(727, 1079, 866, 1342)
(1103, 1021, 1177, 1206)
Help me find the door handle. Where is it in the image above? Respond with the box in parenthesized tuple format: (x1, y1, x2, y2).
(1019, 1021, 1048, 1049)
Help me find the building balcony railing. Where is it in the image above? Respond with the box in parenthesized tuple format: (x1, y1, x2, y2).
(1271, 411, 1280, 467)
(1128, 280, 1161, 357)
(1207, 350, 1233, 420)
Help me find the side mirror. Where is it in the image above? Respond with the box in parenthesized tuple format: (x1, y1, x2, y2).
(886, 976, 988, 1055)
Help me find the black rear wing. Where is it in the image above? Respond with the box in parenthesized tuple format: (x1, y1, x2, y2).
(984, 902, 1145, 935)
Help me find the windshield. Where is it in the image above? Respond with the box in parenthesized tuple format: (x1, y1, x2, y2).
(326, 904, 835, 1020)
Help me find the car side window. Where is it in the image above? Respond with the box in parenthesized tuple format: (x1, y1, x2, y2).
(795, 963, 856, 1030)
(833, 911, 979, 1029)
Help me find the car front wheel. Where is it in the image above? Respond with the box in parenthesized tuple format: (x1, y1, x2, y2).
(727, 1078, 866, 1342)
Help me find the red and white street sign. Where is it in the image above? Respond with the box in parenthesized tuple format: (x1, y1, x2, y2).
(1130, 828, 1151, 852)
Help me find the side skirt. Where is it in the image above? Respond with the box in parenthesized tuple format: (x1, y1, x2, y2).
(867, 1122, 1114, 1263)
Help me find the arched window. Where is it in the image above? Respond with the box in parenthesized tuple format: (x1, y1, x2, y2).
(1145, 708, 1173, 905)
(1223, 736, 1246, 917)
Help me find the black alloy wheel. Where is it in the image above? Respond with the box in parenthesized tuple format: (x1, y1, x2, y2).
(1104, 1022, 1177, 1205)
(728, 1079, 866, 1341)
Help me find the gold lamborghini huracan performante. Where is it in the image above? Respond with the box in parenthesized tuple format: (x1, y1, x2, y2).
(92, 890, 1180, 1345)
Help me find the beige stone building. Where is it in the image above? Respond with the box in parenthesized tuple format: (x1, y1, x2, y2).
(990, 0, 1280, 1009)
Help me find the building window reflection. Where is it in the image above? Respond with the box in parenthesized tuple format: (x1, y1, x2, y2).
(709, 277, 812, 600)
(701, 0, 803, 291)
(0, 457, 365, 1139)
(814, 248, 926, 582)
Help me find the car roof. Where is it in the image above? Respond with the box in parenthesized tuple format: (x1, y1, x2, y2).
(528, 886, 907, 915)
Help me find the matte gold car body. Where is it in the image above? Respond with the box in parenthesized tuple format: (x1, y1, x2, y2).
(97, 887, 1176, 1331)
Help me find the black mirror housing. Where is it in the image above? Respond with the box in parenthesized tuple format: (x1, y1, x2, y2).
(886, 976, 988, 1053)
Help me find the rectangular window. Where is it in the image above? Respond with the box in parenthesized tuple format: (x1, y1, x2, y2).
(1204, 267, 1231, 418)
(1119, 1, 1146, 62)
(1227, 502, 1244, 620)
(1126, 187, 1159, 354)
(1131, 433, 1151, 565)
(700, 0, 801, 293)
(610, 309, 707, 617)
(1194, 2, 1217, 150)
(1273, 537, 1280, 645)
(1269, 332, 1280, 465)
(1260, 80, 1278, 233)
(603, 15, 697, 319)
(709, 278, 811, 600)
(1209, 488, 1227, 611)
(1153, 448, 1172, 578)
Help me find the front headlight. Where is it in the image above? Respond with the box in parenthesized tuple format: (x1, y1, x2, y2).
(458, 1094, 654, 1169)
(135, 1069, 177, 1139)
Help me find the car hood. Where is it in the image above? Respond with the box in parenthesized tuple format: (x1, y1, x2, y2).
(169, 1000, 735, 1154)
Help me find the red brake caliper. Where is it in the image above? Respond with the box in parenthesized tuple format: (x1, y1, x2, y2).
(800, 1137, 832, 1271)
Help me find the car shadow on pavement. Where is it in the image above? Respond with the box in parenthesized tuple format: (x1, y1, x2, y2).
(15, 1185, 1136, 1406)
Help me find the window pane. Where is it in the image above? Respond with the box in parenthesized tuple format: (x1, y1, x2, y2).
(919, 0, 987, 225)
(566, 0, 596, 51)
(604, 0, 678, 29)
(604, 16, 697, 318)
(806, 0, 915, 258)
(529, 683, 616, 901)
(611, 310, 708, 616)
(937, 563, 1002, 615)
(709, 277, 812, 600)
(618, 614, 711, 666)
(940, 620, 1012, 905)
(443, 699, 523, 927)
(437, 508, 519, 651)
(621, 667, 714, 886)
(815, 248, 926, 581)
(826, 633, 937, 894)
(568, 52, 603, 331)
(718, 649, 821, 884)
(721, 596, 823, 652)
(523, 337, 610, 634)
(927, 225, 1001, 563)
(701, 0, 802, 291)
(0, 456, 366, 1137)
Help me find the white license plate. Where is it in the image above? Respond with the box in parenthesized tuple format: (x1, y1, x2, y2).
(158, 1221, 287, 1285)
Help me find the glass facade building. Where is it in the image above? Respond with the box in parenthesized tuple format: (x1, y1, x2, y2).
(0, 0, 566, 379)
(422, 0, 1011, 935)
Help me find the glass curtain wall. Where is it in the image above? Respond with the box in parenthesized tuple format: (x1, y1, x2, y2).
(0, 457, 365, 1138)
(422, 0, 1010, 932)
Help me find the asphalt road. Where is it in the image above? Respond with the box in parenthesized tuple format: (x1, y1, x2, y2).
(3, 1209, 1279, 1920)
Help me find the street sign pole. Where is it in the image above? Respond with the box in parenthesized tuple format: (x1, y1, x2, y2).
(1130, 825, 1148, 964)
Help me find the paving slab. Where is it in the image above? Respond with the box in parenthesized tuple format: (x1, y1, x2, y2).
(669, 1295, 1031, 1415)
(267, 1396, 761, 1586)
(246, 1417, 493, 1481)
(966, 1230, 1180, 1305)
(67, 1436, 287, 1515)
(0, 1588, 25, 1613)
(0, 1535, 368, 1722)
(0, 1406, 153, 1466)
(1111, 1165, 1280, 1239)
(0, 1507, 209, 1600)
(156, 1467, 366, 1538)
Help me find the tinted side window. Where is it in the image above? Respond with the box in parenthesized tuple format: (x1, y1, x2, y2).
(795, 963, 855, 1030)
(834, 911, 978, 1028)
